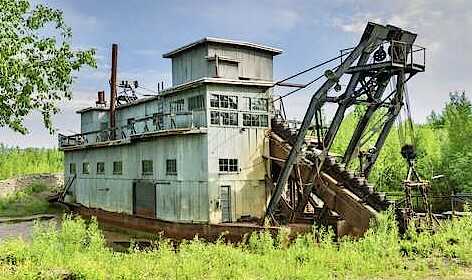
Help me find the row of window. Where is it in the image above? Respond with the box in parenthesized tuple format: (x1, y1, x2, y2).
(210, 94, 238, 109)
(210, 111, 238, 126)
(210, 94, 268, 112)
(70, 158, 239, 175)
(242, 113, 269, 127)
(70, 160, 177, 175)
(124, 95, 267, 128)
(210, 111, 268, 127)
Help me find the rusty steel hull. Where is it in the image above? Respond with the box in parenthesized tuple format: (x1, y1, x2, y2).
(62, 202, 312, 243)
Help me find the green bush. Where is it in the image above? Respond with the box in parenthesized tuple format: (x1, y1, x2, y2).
(1, 212, 471, 279)
(0, 144, 63, 180)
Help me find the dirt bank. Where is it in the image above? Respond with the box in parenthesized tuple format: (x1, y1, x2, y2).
(0, 174, 63, 198)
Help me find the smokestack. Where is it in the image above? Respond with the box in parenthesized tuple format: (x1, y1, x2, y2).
(96, 91, 106, 106)
(109, 44, 118, 140)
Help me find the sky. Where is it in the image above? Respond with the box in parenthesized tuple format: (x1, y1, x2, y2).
(1, 0, 471, 148)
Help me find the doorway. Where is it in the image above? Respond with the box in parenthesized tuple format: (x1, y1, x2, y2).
(220, 185, 231, 223)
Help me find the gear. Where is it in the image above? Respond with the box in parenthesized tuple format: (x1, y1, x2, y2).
(373, 46, 387, 62)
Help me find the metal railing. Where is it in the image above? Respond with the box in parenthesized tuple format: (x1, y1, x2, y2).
(367, 41, 426, 69)
(387, 192, 472, 213)
(59, 111, 206, 147)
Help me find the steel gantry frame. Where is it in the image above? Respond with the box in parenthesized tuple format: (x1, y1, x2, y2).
(264, 22, 425, 224)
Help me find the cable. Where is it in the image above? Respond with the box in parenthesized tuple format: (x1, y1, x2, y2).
(273, 73, 326, 102)
(275, 52, 349, 85)
(138, 85, 159, 94)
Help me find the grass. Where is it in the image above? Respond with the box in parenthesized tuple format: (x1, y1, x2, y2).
(0, 210, 471, 279)
(0, 182, 64, 217)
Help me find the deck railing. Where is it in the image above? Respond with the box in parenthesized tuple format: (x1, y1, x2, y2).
(59, 111, 206, 148)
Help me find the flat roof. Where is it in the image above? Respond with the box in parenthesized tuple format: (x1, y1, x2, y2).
(163, 37, 283, 58)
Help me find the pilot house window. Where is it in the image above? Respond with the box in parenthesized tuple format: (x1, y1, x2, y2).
(243, 114, 268, 127)
(210, 94, 237, 109)
(211, 111, 238, 126)
(241, 97, 268, 112)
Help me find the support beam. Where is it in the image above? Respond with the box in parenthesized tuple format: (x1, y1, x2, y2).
(263, 23, 390, 223)
(363, 71, 405, 177)
(342, 77, 389, 166)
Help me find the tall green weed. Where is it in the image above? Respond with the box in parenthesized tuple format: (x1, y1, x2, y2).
(0, 212, 472, 279)
(0, 144, 63, 180)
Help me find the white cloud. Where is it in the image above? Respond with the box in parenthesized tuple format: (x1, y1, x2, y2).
(275, 10, 299, 31)
(323, 0, 472, 121)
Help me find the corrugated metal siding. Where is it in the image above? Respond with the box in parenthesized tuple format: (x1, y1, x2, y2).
(172, 45, 207, 86)
(155, 181, 208, 222)
(67, 133, 209, 221)
(205, 83, 270, 223)
(80, 111, 108, 136)
(207, 44, 274, 80)
(170, 41, 275, 86)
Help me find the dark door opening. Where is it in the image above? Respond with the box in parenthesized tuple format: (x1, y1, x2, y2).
(133, 180, 156, 218)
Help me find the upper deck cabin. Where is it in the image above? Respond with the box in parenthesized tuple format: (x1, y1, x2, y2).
(163, 37, 282, 86)
(59, 38, 282, 149)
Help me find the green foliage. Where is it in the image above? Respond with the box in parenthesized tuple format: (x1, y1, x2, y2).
(330, 91, 472, 197)
(0, 0, 96, 134)
(0, 144, 63, 179)
(439, 92, 472, 193)
(1, 213, 472, 279)
(0, 182, 62, 216)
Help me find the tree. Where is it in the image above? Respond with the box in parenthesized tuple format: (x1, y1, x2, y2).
(0, 0, 96, 134)
(441, 92, 472, 192)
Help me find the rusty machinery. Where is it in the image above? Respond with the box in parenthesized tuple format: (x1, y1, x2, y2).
(265, 22, 427, 235)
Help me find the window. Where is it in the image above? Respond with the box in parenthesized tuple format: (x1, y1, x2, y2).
(210, 94, 237, 109)
(211, 111, 238, 126)
(219, 95, 229, 108)
(82, 162, 90, 174)
(210, 111, 220, 125)
(170, 99, 185, 112)
(243, 113, 268, 127)
(241, 97, 268, 112)
(96, 162, 105, 174)
(210, 94, 220, 108)
(260, 115, 269, 127)
(166, 159, 177, 175)
(251, 98, 268, 111)
(188, 95, 205, 110)
(70, 163, 76, 174)
(221, 112, 238, 126)
(113, 161, 123, 175)
(142, 160, 153, 175)
(227, 96, 238, 109)
(219, 158, 238, 172)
